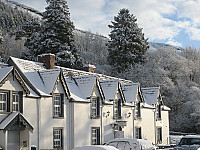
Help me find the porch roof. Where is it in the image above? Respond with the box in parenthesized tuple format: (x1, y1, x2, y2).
(0, 112, 33, 132)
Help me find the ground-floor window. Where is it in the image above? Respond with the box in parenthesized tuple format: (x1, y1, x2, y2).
(157, 127, 162, 144)
(91, 127, 100, 145)
(135, 127, 142, 139)
(53, 128, 63, 149)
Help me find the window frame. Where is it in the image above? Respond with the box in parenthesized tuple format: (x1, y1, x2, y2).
(91, 127, 100, 145)
(157, 127, 162, 144)
(135, 102, 141, 119)
(53, 93, 64, 118)
(53, 127, 63, 149)
(113, 99, 122, 119)
(0, 92, 8, 112)
(156, 104, 162, 120)
(135, 127, 142, 139)
(12, 93, 19, 112)
(91, 97, 100, 119)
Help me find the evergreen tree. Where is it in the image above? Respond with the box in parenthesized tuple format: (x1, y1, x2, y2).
(107, 8, 148, 73)
(38, 0, 82, 69)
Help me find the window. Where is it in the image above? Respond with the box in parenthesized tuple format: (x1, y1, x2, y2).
(53, 94, 64, 118)
(91, 97, 100, 118)
(135, 102, 141, 118)
(135, 127, 142, 139)
(157, 127, 162, 144)
(53, 128, 63, 149)
(156, 105, 161, 120)
(91, 127, 100, 145)
(113, 99, 121, 119)
(12, 93, 19, 111)
(0, 92, 7, 112)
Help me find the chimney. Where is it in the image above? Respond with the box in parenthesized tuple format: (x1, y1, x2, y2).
(83, 64, 96, 73)
(38, 53, 55, 69)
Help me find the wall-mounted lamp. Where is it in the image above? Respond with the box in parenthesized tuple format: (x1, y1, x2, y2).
(105, 111, 110, 118)
(127, 112, 131, 118)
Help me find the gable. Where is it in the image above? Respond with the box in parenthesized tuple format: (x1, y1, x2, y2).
(0, 67, 30, 95)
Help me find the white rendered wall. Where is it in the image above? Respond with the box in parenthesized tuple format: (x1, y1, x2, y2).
(0, 130, 6, 149)
(134, 107, 156, 144)
(161, 110, 170, 144)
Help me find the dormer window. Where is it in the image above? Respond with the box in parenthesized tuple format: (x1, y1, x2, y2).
(113, 99, 122, 119)
(156, 104, 161, 120)
(91, 97, 100, 119)
(135, 102, 141, 118)
(53, 94, 64, 118)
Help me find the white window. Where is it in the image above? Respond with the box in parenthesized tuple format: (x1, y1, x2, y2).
(0, 92, 7, 112)
(135, 127, 142, 139)
(156, 105, 161, 120)
(113, 100, 118, 118)
(113, 99, 122, 119)
(91, 98, 97, 117)
(92, 127, 100, 145)
(53, 128, 62, 149)
(135, 102, 141, 118)
(12, 93, 19, 111)
(91, 97, 100, 118)
(54, 95, 61, 117)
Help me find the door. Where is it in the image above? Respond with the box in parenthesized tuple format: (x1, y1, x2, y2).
(7, 131, 20, 150)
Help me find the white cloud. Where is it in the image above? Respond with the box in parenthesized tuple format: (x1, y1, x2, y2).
(166, 38, 182, 47)
(13, 0, 200, 46)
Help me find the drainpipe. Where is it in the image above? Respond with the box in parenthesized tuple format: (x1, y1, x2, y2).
(132, 107, 135, 138)
(100, 105, 103, 145)
(154, 106, 157, 145)
(36, 98, 40, 150)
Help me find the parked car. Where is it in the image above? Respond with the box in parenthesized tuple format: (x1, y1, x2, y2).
(173, 135, 200, 150)
(72, 145, 119, 150)
(105, 138, 156, 150)
(137, 139, 156, 150)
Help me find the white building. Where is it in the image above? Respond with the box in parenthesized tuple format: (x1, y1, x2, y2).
(0, 54, 170, 150)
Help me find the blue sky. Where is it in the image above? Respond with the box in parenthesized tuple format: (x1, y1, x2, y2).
(14, 0, 200, 49)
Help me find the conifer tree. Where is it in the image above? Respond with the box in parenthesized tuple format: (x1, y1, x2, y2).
(17, 0, 83, 69)
(38, 0, 82, 69)
(107, 8, 148, 73)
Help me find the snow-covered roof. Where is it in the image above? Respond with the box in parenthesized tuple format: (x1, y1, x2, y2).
(10, 57, 45, 72)
(39, 69, 61, 94)
(0, 62, 9, 68)
(9, 57, 50, 96)
(121, 83, 138, 103)
(0, 66, 13, 83)
(162, 105, 171, 111)
(99, 79, 118, 102)
(74, 75, 96, 98)
(65, 78, 87, 102)
(141, 87, 160, 105)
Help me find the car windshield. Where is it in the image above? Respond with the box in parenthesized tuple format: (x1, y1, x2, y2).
(179, 138, 200, 146)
